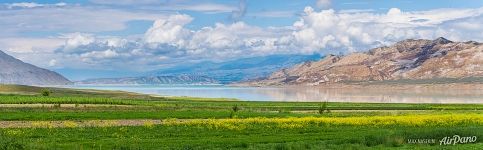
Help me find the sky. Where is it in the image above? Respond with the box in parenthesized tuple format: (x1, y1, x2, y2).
(0, 0, 482, 75)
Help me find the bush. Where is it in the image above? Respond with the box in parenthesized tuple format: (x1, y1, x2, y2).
(40, 89, 51, 96)
(232, 105, 240, 112)
(318, 101, 330, 114)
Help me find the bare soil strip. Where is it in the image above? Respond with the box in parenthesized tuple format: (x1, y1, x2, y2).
(290, 110, 428, 113)
(0, 104, 133, 108)
(0, 119, 168, 128)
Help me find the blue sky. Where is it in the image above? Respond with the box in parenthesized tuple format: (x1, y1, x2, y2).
(0, 0, 482, 78)
(3, 0, 482, 35)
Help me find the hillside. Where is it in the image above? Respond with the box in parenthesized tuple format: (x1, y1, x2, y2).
(244, 37, 483, 86)
(0, 50, 71, 85)
(76, 75, 218, 85)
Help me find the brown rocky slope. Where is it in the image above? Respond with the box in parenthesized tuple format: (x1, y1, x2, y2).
(243, 37, 482, 86)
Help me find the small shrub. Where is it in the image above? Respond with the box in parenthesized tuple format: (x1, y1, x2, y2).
(318, 106, 324, 114)
(232, 105, 240, 112)
(318, 101, 330, 114)
(229, 105, 240, 118)
(318, 103, 326, 114)
(40, 89, 51, 96)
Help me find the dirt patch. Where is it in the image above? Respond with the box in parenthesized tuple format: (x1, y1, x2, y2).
(0, 104, 134, 108)
(0, 119, 165, 128)
(290, 110, 429, 114)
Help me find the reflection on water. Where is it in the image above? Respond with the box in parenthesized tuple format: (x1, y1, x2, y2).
(65, 85, 483, 104)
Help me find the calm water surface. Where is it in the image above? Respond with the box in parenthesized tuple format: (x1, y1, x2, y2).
(64, 85, 483, 104)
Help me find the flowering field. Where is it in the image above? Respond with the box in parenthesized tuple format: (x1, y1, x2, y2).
(162, 114, 483, 130)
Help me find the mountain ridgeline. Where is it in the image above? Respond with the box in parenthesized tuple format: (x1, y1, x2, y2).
(0, 50, 71, 85)
(77, 54, 322, 85)
(150, 54, 322, 83)
(77, 75, 218, 85)
(243, 37, 483, 86)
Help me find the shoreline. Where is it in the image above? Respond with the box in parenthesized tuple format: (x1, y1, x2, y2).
(231, 82, 483, 90)
(2, 83, 482, 104)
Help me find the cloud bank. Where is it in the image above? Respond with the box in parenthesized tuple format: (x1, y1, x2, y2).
(1, 2, 482, 71)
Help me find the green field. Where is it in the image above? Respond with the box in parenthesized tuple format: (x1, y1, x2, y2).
(0, 84, 482, 149)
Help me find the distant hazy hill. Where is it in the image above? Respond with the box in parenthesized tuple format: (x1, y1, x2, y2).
(77, 75, 217, 85)
(76, 54, 322, 85)
(244, 37, 483, 86)
(150, 54, 322, 83)
(54, 68, 143, 81)
(0, 50, 71, 85)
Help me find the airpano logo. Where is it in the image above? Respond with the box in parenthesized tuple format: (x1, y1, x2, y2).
(439, 135, 478, 145)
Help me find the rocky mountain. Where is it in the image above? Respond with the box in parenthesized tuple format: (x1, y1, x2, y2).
(77, 75, 218, 85)
(0, 50, 71, 85)
(245, 37, 483, 86)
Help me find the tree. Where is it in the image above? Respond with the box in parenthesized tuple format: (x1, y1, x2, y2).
(41, 89, 51, 96)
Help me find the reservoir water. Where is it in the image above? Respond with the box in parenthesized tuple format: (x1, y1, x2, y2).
(63, 85, 483, 104)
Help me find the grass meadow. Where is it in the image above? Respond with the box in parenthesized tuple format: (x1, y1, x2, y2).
(0, 84, 482, 149)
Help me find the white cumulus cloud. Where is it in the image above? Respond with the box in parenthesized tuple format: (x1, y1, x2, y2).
(62, 33, 96, 51)
(144, 14, 193, 47)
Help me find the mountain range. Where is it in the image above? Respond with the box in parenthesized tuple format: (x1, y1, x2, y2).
(2, 37, 481, 86)
(0, 50, 71, 85)
(150, 54, 322, 83)
(77, 75, 218, 85)
(77, 54, 322, 84)
(242, 37, 483, 86)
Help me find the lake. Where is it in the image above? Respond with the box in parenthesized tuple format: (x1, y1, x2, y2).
(63, 85, 483, 104)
